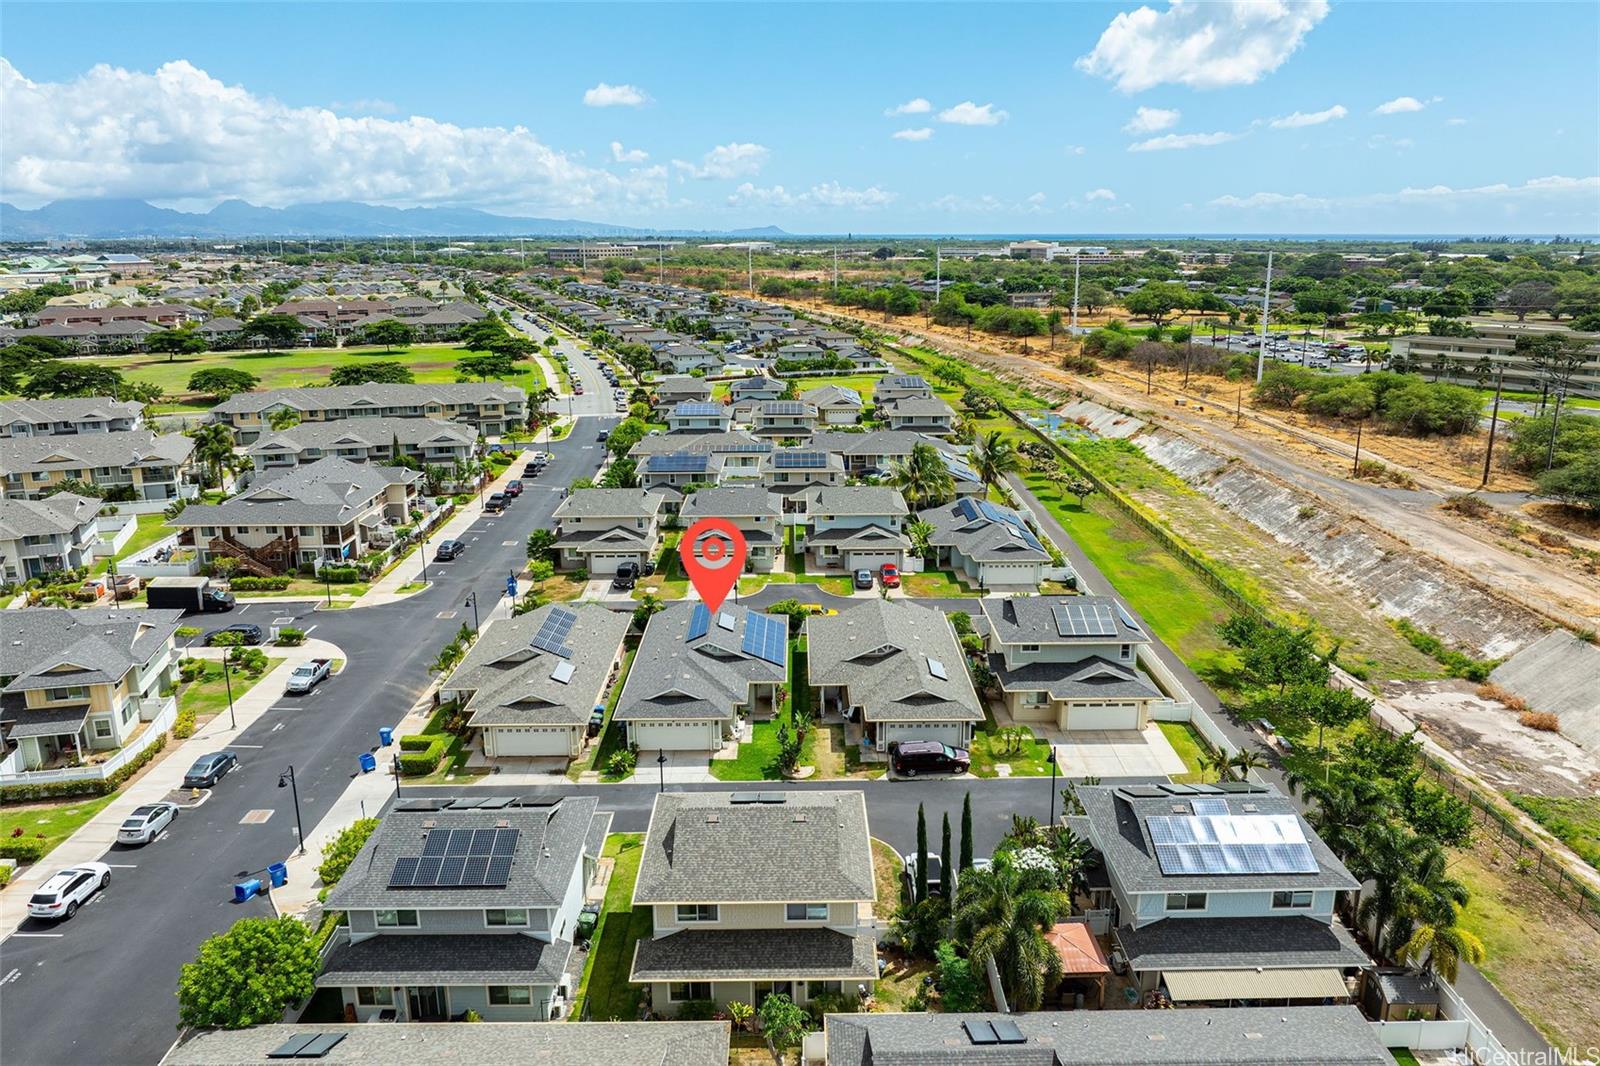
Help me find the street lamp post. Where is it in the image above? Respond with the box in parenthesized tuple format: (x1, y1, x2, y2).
(418, 517, 431, 587)
(1047, 749, 1059, 825)
(657, 751, 667, 793)
(222, 651, 237, 732)
(393, 754, 403, 799)
(277, 766, 306, 855)
(323, 565, 331, 607)
(464, 592, 480, 633)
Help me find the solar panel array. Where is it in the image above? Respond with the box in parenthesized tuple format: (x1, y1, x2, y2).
(770, 450, 827, 469)
(1147, 814, 1319, 876)
(761, 401, 810, 415)
(267, 1033, 347, 1059)
(1052, 602, 1119, 638)
(647, 453, 709, 474)
(722, 441, 774, 454)
(530, 606, 578, 659)
(956, 497, 1045, 550)
(674, 402, 723, 417)
(1189, 797, 1232, 818)
(741, 612, 787, 665)
(389, 827, 520, 889)
(964, 1020, 1027, 1046)
(686, 603, 711, 641)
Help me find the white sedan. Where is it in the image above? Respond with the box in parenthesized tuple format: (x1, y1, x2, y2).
(27, 862, 112, 921)
(117, 801, 178, 845)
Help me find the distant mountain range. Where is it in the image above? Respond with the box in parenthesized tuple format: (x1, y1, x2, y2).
(0, 198, 790, 241)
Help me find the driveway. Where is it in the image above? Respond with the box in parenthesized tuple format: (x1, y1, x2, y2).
(1051, 726, 1188, 778)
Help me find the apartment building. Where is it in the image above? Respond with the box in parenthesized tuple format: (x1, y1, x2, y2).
(0, 397, 145, 438)
(247, 417, 476, 472)
(1389, 320, 1600, 395)
(211, 383, 528, 444)
(0, 493, 103, 580)
(0, 430, 198, 502)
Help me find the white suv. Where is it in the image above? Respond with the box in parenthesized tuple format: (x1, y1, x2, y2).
(28, 862, 112, 921)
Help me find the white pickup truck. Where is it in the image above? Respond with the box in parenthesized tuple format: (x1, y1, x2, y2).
(284, 658, 332, 695)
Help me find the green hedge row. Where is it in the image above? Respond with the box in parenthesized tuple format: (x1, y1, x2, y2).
(397, 734, 448, 774)
(323, 567, 362, 584)
(0, 837, 50, 862)
(0, 734, 167, 804)
(228, 576, 292, 591)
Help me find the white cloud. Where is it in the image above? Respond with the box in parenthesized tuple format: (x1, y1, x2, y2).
(1122, 106, 1180, 134)
(928, 193, 1007, 214)
(892, 127, 933, 141)
(884, 97, 932, 116)
(1065, 144, 1087, 155)
(1210, 175, 1600, 215)
(1077, 0, 1329, 92)
(583, 82, 648, 107)
(0, 59, 668, 213)
(330, 98, 398, 116)
(610, 141, 648, 163)
(1027, 192, 1048, 204)
(1268, 104, 1347, 128)
(1086, 188, 1118, 202)
(728, 181, 895, 210)
(1211, 191, 1333, 210)
(937, 101, 1008, 126)
(1128, 130, 1240, 152)
(1445, 117, 1469, 126)
(672, 142, 770, 180)
(1374, 95, 1425, 114)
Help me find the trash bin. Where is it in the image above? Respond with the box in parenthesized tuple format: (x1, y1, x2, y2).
(378, 726, 394, 747)
(267, 862, 288, 888)
(233, 879, 261, 903)
(358, 751, 377, 774)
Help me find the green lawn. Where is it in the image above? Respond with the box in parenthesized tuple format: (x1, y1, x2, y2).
(572, 833, 651, 1021)
(177, 656, 285, 719)
(1157, 720, 1210, 783)
(0, 793, 119, 860)
(710, 639, 817, 781)
(569, 646, 638, 781)
(1506, 795, 1600, 872)
(1391, 1050, 1422, 1066)
(900, 569, 979, 598)
(93, 513, 173, 574)
(969, 720, 1055, 778)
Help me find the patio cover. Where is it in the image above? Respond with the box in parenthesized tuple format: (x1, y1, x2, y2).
(1046, 922, 1110, 976)
(5, 706, 89, 738)
(1162, 967, 1349, 1003)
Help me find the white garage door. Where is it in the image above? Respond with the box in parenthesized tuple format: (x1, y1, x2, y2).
(585, 553, 639, 576)
(882, 722, 967, 750)
(846, 551, 901, 572)
(492, 726, 573, 757)
(1067, 702, 1139, 730)
(630, 721, 718, 751)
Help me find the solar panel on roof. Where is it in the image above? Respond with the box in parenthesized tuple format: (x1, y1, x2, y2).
(964, 1020, 999, 1046)
(462, 856, 489, 885)
(437, 856, 466, 887)
(991, 1019, 1027, 1045)
(414, 856, 443, 884)
(1052, 602, 1118, 638)
(927, 657, 948, 680)
(446, 831, 473, 857)
(741, 612, 787, 665)
(686, 603, 711, 640)
(267, 1035, 318, 1059)
(470, 828, 499, 854)
(422, 832, 450, 857)
(484, 855, 514, 887)
(389, 857, 420, 887)
(771, 450, 826, 469)
(730, 792, 761, 803)
(763, 401, 808, 414)
(478, 796, 514, 809)
(550, 661, 576, 684)
(717, 611, 736, 631)
(295, 1034, 347, 1059)
(530, 606, 578, 659)
(1115, 602, 1146, 637)
(674, 402, 723, 417)
(491, 828, 519, 855)
(1147, 814, 1319, 876)
(1190, 797, 1231, 818)
(648, 454, 708, 473)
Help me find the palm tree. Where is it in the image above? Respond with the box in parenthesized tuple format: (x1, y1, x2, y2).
(1386, 844, 1472, 961)
(970, 430, 1021, 493)
(953, 859, 1069, 1011)
(189, 423, 236, 488)
(1352, 821, 1417, 950)
(268, 408, 300, 431)
(1197, 749, 1232, 783)
(1228, 748, 1268, 781)
(891, 444, 955, 509)
(906, 519, 935, 562)
(1395, 903, 1485, 984)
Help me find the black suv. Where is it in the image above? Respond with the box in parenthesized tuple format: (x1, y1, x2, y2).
(435, 539, 464, 561)
(889, 741, 971, 777)
(611, 562, 639, 590)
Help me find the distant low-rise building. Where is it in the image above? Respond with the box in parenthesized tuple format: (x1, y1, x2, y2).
(0, 492, 103, 580)
(247, 417, 477, 472)
(211, 383, 527, 444)
(0, 430, 198, 502)
(0, 397, 145, 438)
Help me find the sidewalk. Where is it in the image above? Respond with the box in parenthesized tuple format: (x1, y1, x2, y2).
(0, 639, 344, 940)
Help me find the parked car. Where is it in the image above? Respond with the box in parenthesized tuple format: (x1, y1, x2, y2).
(888, 740, 970, 777)
(485, 493, 508, 513)
(182, 751, 239, 789)
(588, 705, 607, 737)
(611, 562, 638, 591)
(505, 479, 525, 497)
(285, 658, 333, 695)
(435, 539, 465, 561)
(880, 563, 900, 588)
(596, 429, 610, 443)
(205, 623, 263, 646)
(528, 452, 550, 466)
(117, 803, 178, 846)
(524, 464, 542, 478)
(902, 853, 943, 897)
(853, 569, 875, 590)
(27, 862, 112, 921)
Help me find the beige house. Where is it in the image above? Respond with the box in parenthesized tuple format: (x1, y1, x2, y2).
(678, 487, 783, 573)
(551, 489, 667, 576)
(247, 417, 477, 472)
(0, 430, 198, 502)
(210, 383, 528, 444)
(0, 396, 145, 438)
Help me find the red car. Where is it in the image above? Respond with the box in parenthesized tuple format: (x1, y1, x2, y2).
(880, 563, 900, 588)
(505, 480, 524, 497)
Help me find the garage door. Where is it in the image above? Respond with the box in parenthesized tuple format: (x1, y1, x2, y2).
(1066, 702, 1139, 730)
(492, 726, 573, 757)
(586, 553, 638, 576)
(630, 721, 718, 751)
(846, 552, 901, 572)
(881, 722, 967, 750)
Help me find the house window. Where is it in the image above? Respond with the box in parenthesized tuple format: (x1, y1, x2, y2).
(1272, 890, 1314, 910)
(485, 908, 529, 927)
(93, 719, 113, 739)
(374, 909, 419, 927)
(488, 986, 532, 1006)
(1165, 892, 1207, 912)
(121, 701, 136, 723)
(675, 904, 718, 923)
(356, 987, 393, 1006)
(808, 980, 843, 997)
(753, 981, 793, 1002)
(1020, 690, 1049, 706)
(1021, 644, 1040, 653)
(786, 903, 829, 922)
(44, 686, 88, 702)
(1120, 644, 1132, 661)
(668, 982, 713, 1002)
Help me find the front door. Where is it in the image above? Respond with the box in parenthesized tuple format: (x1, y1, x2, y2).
(407, 986, 445, 1021)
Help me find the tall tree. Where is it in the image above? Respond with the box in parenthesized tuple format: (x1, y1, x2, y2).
(177, 916, 319, 1028)
(960, 792, 974, 873)
(187, 367, 259, 399)
(939, 811, 953, 900)
(243, 313, 303, 354)
(147, 328, 209, 362)
(361, 319, 416, 352)
(969, 430, 1022, 492)
(952, 858, 1068, 1011)
(915, 803, 929, 904)
(20, 360, 124, 398)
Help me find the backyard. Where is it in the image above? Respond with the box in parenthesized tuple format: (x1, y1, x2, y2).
(0, 794, 120, 862)
(93, 513, 174, 574)
(572, 833, 650, 1022)
(568, 646, 638, 782)
(1156, 720, 1210, 783)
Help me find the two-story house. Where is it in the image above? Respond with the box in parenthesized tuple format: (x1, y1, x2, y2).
(247, 417, 477, 472)
(652, 375, 713, 410)
(210, 383, 527, 444)
(0, 430, 198, 502)
(630, 790, 879, 1012)
(658, 343, 721, 374)
(981, 595, 1163, 732)
(630, 431, 770, 482)
(799, 486, 910, 572)
(612, 602, 787, 751)
(872, 375, 933, 406)
(165, 456, 420, 574)
(0, 493, 102, 580)
(918, 498, 1051, 589)
(878, 396, 956, 435)
(760, 449, 846, 514)
(749, 400, 819, 439)
(678, 487, 782, 572)
(550, 489, 667, 576)
(639, 453, 725, 503)
(0, 397, 145, 438)
(666, 402, 733, 435)
(0, 608, 181, 772)
(1074, 783, 1368, 1006)
(806, 600, 984, 753)
(441, 604, 630, 761)
(728, 376, 785, 403)
(319, 795, 610, 1022)
(800, 385, 863, 427)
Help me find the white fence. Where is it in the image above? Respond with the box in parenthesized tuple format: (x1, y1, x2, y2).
(0, 696, 176, 787)
(1372, 1019, 1471, 1051)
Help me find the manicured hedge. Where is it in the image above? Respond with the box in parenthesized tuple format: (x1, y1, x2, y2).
(397, 734, 448, 774)
(322, 567, 362, 584)
(0, 734, 166, 803)
(0, 837, 50, 862)
(228, 576, 292, 591)
(398, 733, 443, 752)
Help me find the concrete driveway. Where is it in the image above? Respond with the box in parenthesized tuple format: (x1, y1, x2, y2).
(1052, 725, 1189, 778)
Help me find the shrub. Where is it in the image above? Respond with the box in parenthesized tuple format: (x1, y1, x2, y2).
(318, 818, 380, 886)
(398, 733, 443, 752)
(398, 736, 448, 775)
(675, 999, 717, 1021)
(0, 735, 166, 803)
(0, 865, 10, 887)
(528, 559, 555, 582)
(173, 707, 197, 739)
(0, 837, 50, 863)
(1519, 711, 1561, 732)
(604, 749, 637, 777)
(179, 658, 209, 683)
(178, 916, 319, 1028)
(322, 566, 362, 584)
(1443, 494, 1493, 519)
(228, 646, 269, 676)
(275, 627, 306, 647)
(228, 576, 292, 591)
(1475, 682, 1528, 713)
(934, 941, 982, 1012)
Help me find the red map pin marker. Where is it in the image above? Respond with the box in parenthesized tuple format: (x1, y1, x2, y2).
(679, 517, 746, 615)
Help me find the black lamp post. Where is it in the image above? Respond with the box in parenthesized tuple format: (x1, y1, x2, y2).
(277, 765, 306, 855)
(656, 751, 667, 793)
(1047, 748, 1059, 825)
(323, 565, 331, 607)
(392, 753, 403, 799)
(464, 592, 480, 633)
(222, 651, 237, 731)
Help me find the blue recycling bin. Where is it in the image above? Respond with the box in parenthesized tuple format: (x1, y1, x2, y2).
(233, 878, 261, 903)
(358, 751, 377, 774)
(378, 726, 394, 747)
(267, 862, 288, 888)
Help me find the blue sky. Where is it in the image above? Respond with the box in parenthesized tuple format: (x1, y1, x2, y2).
(2, 1, 1597, 234)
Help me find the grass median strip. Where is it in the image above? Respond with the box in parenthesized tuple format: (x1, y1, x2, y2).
(573, 833, 650, 1021)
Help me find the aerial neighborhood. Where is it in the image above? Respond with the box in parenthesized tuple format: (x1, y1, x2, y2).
(3, 12, 1599, 1059)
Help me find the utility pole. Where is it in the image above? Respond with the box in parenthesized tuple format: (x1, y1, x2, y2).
(1351, 418, 1363, 477)
(934, 243, 941, 301)
(747, 246, 754, 294)
(832, 248, 838, 291)
(1481, 365, 1505, 488)
(1545, 387, 1566, 471)
(1256, 251, 1273, 383)
(658, 244, 664, 284)
(518, 237, 526, 268)
(1070, 254, 1081, 333)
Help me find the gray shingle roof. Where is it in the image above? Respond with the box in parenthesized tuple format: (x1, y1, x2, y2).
(165, 456, 416, 527)
(0, 608, 182, 693)
(678, 486, 781, 521)
(918, 502, 1049, 564)
(613, 601, 786, 723)
(634, 790, 875, 904)
(805, 600, 983, 725)
(880, 396, 955, 419)
(0, 397, 143, 426)
(630, 928, 878, 982)
(0, 429, 194, 475)
(323, 796, 600, 911)
(1115, 916, 1371, 972)
(553, 488, 666, 521)
(801, 384, 863, 408)
(316, 933, 570, 988)
(211, 382, 525, 415)
(248, 417, 476, 456)
(0, 493, 100, 540)
(825, 1005, 1393, 1066)
(988, 654, 1161, 701)
(804, 486, 908, 518)
(629, 430, 770, 458)
(161, 1021, 731, 1066)
(982, 595, 1149, 647)
(444, 604, 629, 728)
